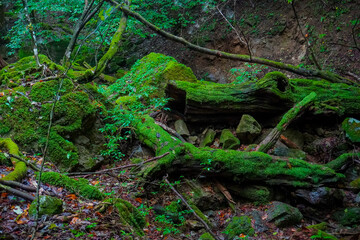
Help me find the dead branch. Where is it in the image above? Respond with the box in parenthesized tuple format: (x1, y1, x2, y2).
(0, 183, 35, 201)
(164, 175, 221, 240)
(0, 180, 36, 192)
(155, 121, 186, 142)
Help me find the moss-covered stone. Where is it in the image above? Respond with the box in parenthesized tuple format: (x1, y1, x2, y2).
(199, 129, 216, 148)
(29, 195, 63, 217)
(342, 118, 360, 143)
(104, 198, 145, 236)
(326, 152, 360, 171)
(224, 216, 254, 239)
(39, 172, 104, 200)
(30, 78, 74, 102)
(108, 52, 197, 101)
(267, 201, 303, 227)
(219, 129, 240, 149)
(236, 114, 261, 144)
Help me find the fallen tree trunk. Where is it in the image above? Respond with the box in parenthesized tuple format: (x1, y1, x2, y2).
(133, 115, 343, 188)
(165, 72, 360, 122)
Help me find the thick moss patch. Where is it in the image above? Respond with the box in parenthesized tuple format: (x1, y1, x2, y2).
(0, 138, 27, 181)
(342, 118, 360, 143)
(224, 216, 254, 238)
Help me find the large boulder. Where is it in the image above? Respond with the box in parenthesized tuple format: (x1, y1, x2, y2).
(224, 216, 254, 239)
(267, 201, 303, 227)
(236, 114, 262, 144)
(342, 118, 360, 143)
(0, 55, 106, 172)
(219, 129, 240, 149)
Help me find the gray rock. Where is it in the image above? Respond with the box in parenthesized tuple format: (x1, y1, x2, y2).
(267, 201, 303, 227)
(200, 129, 216, 147)
(295, 187, 344, 206)
(236, 114, 261, 144)
(342, 117, 360, 143)
(174, 119, 190, 136)
(188, 136, 198, 145)
(273, 147, 306, 160)
(219, 129, 240, 149)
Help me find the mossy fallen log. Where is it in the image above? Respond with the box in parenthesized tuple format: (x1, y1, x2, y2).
(134, 116, 343, 187)
(0, 138, 27, 182)
(166, 72, 360, 122)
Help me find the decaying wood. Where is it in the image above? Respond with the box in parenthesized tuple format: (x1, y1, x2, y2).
(280, 135, 300, 149)
(257, 92, 316, 153)
(0, 183, 35, 201)
(0, 180, 36, 192)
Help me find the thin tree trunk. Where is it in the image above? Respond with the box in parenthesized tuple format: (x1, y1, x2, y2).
(63, 0, 105, 66)
(21, 0, 40, 67)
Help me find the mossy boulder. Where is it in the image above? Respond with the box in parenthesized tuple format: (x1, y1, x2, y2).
(342, 118, 360, 143)
(224, 216, 254, 239)
(333, 207, 360, 226)
(108, 52, 197, 101)
(0, 55, 104, 171)
(267, 201, 303, 227)
(200, 129, 216, 147)
(104, 198, 145, 236)
(236, 114, 262, 144)
(219, 129, 240, 149)
(29, 195, 63, 217)
(0, 55, 65, 87)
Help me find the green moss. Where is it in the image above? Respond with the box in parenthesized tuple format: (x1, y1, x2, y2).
(104, 198, 145, 236)
(108, 52, 197, 100)
(0, 55, 65, 86)
(219, 129, 240, 149)
(0, 152, 11, 166)
(236, 185, 271, 205)
(189, 203, 212, 227)
(199, 129, 216, 148)
(342, 118, 360, 143)
(39, 171, 104, 200)
(30, 78, 74, 102)
(198, 233, 215, 240)
(0, 138, 27, 181)
(136, 115, 343, 186)
(326, 153, 360, 171)
(224, 216, 254, 238)
(333, 207, 360, 226)
(29, 195, 63, 217)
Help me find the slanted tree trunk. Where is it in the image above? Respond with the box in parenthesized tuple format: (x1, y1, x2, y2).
(62, 0, 105, 66)
(110, 3, 357, 85)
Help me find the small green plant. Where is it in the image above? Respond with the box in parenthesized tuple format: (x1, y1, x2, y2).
(200, 158, 213, 171)
(310, 230, 337, 239)
(230, 63, 267, 84)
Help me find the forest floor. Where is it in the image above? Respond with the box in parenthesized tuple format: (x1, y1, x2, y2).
(0, 151, 334, 240)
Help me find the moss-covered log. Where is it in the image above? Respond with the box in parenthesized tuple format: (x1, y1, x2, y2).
(166, 72, 360, 122)
(0, 138, 27, 182)
(134, 116, 343, 187)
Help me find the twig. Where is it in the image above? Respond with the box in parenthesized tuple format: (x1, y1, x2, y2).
(0, 183, 35, 201)
(163, 175, 221, 240)
(155, 121, 186, 142)
(5, 153, 40, 171)
(65, 152, 170, 176)
(0, 180, 36, 192)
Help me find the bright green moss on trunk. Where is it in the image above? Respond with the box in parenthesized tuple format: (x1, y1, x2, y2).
(38, 171, 104, 200)
(0, 138, 27, 181)
(134, 115, 343, 186)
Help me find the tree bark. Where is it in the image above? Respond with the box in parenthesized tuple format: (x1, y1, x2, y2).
(132, 115, 342, 187)
(165, 73, 360, 122)
(0, 54, 7, 70)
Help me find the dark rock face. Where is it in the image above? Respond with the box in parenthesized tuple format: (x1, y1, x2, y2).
(267, 201, 303, 227)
